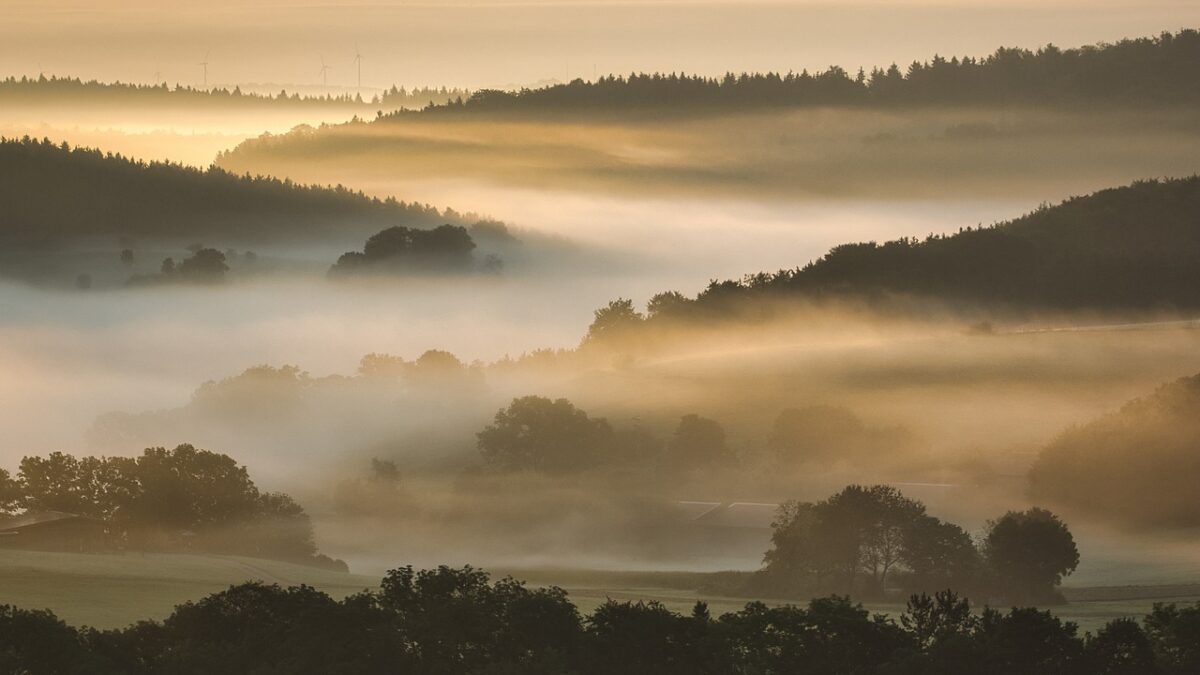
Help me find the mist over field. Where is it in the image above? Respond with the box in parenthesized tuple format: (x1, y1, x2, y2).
(3, 4, 1200, 670)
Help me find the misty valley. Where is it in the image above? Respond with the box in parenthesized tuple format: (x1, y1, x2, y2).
(1, 17, 1200, 675)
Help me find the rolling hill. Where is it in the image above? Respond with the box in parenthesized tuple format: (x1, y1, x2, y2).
(0, 136, 474, 246)
(632, 176, 1200, 321)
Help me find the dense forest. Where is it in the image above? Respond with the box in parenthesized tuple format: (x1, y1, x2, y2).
(2, 565, 1198, 673)
(0, 76, 468, 111)
(1030, 371, 1200, 528)
(576, 176, 1200, 344)
(415, 30, 1200, 116)
(0, 137, 477, 244)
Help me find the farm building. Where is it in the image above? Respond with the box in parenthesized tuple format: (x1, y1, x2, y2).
(666, 500, 775, 565)
(0, 510, 107, 552)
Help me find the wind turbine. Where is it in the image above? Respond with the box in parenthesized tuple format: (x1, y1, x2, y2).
(353, 45, 363, 90)
(319, 55, 331, 88)
(198, 51, 210, 89)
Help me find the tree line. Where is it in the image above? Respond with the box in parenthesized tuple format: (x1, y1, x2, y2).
(415, 30, 1200, 116)
(475, 395, 738, 476)
(0, 75, 467, 109)
(379, 85, 472, 109)
(2, 563, 1198, 674)
(0, 444, 343, 570)
(474, 395, 909, 477)
(0, 137, 478, 244)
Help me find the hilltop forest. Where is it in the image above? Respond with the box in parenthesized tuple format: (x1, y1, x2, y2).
(0, 76, 468, 111)
(419, 30, 1199, 117)
(0, 137, 475, 245)
(577, 177, 1200, 343)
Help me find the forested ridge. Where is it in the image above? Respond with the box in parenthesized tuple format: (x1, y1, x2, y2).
(0, 75, 468, 110)
(766, 177, 1200, 309)
(416, 29, 1200, 116)
(0, 137, 475, 243)
(578, 176, 1200, 343)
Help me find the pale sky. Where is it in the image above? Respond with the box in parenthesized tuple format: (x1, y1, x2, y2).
(1, 2, 1194, 89)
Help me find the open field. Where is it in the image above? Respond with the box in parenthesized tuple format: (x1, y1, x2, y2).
(509, 569, 1200, 634)
(4, 549, 1195, 634)
(0, 549, 377, 628)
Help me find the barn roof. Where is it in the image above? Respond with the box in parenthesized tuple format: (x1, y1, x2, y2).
(0, 510, 92, 531)
(675, 501, 778, 529)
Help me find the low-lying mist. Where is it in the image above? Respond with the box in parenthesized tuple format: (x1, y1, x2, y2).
(218, 105, 1200, 205)
(0, 190, 1044, 460)
(0, 104, 370, 167)
(7, 279, 1200, 572)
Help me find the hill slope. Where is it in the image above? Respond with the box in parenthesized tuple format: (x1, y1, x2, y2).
(1030, 372, 1200, 527)
(0, 137, 472, 245)
(635, 177, 1200, 319)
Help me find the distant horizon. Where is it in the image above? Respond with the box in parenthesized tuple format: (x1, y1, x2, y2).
(1, 2, 1193, 89)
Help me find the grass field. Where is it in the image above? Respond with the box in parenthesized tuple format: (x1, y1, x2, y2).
(0, 549, 378, 628)
(2, 550, 1197, 633)
(501, 569, 1200, 634)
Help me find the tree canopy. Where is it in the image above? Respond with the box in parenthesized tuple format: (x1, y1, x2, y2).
(477, 396, 615, 474)
(760, 485, 1073, 604)
(6, 444, 340, 569)
(1, 564, 1198, 673)
(329, 224, 478, 275)
(983, 508, 1080, 605)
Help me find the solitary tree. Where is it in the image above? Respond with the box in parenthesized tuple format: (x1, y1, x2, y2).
(983, 507, 1079, 604)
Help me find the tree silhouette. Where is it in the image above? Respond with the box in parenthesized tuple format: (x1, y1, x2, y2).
(477, 396, 614, 473)
(983, 507, 1079, 604)
(662, 414, 732, 475)
(0, 564, 1196, 672)
(392, 30, 1200, 117)
(11, 445, 336, 567)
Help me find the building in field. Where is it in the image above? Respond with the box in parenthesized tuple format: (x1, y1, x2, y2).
(0, 510, 107, 552)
